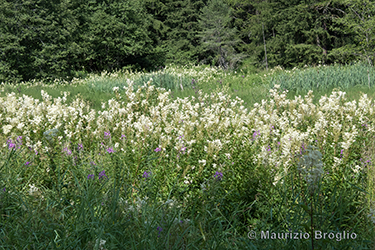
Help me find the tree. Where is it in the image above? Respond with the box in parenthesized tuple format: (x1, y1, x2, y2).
(198, 0, 247, 70)
(330, 0, 375, 66)
(0, 0, 158, 82)
(225, 0, 357, 70)
(70, 0, 154, 73)
(162, 0, 208, 66)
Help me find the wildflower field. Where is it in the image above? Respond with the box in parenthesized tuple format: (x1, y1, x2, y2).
(1, 61, 375, 249)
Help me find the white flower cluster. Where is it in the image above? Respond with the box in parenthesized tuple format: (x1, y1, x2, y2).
(0, 78, 374, 183)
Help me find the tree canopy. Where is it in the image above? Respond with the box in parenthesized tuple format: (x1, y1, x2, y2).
(0, 0, 373, 83)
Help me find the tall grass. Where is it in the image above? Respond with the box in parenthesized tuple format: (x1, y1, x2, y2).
(267, 60, 375, 96)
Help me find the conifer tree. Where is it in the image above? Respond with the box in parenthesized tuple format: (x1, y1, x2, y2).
(330, 0, 375, 66)
(198, 0, 247, 70)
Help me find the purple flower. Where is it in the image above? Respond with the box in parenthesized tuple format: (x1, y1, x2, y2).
(107, 147, 115, 154)
(121, 134, 126, 140)
(7, 139, 16, 150)
(87, 174, 95, 180)
(157, 226, 163, 237)
(8, 142, 16, 150)
(63, 147, 72, 155)
(154, 147, 161, 152)
(104, 131, 111, 139)
(25, 161, 31, 166)
(2, 188, 5, 192)
(90, 161, 96, 166)
(77, 143, 83, 151)
(214, 171, 223, 181)
(242, 75, 244, 78)
(99, 170, 108, 180)
(143, 171, 151, 179)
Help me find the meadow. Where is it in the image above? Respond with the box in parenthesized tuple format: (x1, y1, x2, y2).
(0, 60, 375, 249)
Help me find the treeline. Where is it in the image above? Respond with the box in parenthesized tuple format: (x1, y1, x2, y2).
(0, 0, 374, 83)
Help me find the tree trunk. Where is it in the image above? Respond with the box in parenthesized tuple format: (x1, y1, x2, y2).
(262, 23, 268, 71)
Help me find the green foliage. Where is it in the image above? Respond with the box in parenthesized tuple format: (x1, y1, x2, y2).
(197, 0, 247, 70)
(267, 60, 375, 95)
(0, 0, 157, 83)
(225, 0, 360, 70)
(330, 0, 375, 67)
(1, 0, 375, 83)
(147, 0, 209, 66)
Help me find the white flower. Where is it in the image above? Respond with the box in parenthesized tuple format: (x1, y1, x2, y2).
(198, 159, 206, 166)
(113, 87, 119, 92)
(114, 143, 119, 148)
(29, 184, 40, 197)
(164, 199, 175, 208)
(95, 239, 106, 250)
(17, 123, 25, 130)
(3, 124, 12, 135)
(352, 165, 361, 174)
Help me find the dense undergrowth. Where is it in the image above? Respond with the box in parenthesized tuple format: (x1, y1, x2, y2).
(0, 61, 375, 249)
